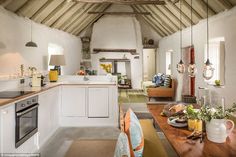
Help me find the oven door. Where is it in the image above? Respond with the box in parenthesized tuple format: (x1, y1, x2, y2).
(15, 104, 39, 148)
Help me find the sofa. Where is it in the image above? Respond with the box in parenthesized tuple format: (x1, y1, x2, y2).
(147, 78, 175, 100)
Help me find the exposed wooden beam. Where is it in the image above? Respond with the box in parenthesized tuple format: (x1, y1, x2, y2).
(141, 5, 176, 32)
(215, 0, 233, 10)
(74, 0, 166, 5)
(157, 5, 186, 28)
(151, 5, 179, 30)
(134, 5, 172, 35)
(87, 11, 151, 15)
(132, 5, 169, 36)
(51, 2, 82, 28)
(0, 0, 12, 7)
(191, 0, 215, 18)
(71, 4, 110, 34)
(93, 48, 137, 55)
(30, 0, 54, 19)
(136, 15, 165, 37)
(59, 3, 91, 30)
(76, 4, 112, 35)
(182, 0, 202, 22)
(66, 4, 103, 33)
(165, 0, 191, 27)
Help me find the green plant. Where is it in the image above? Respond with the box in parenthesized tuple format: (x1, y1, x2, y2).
(200, 103, 236, 121)
(185, 105, 201, 120)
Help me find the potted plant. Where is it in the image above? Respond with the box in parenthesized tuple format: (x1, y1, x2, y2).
(200, 103, 236, 143)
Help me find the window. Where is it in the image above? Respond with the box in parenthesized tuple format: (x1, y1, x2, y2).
(204, 38, 225, 85)
(166, 50, 172, 75)
(48, 43, 64, 71)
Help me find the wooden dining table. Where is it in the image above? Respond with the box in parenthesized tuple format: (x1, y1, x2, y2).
(148, 104, 236, 157)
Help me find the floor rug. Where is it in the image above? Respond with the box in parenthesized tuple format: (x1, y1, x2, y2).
(65, 139, 117, 157)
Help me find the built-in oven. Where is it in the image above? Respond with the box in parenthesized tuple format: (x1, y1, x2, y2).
(15, 95, 39, 148)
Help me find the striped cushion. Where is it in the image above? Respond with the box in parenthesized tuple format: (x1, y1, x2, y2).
(164, 75, 171, 87)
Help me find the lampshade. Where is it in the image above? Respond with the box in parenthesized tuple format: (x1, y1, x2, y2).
(49, 55, 66, 66)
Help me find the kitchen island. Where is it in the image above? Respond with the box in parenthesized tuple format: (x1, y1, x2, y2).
(0, 75, 118, 154)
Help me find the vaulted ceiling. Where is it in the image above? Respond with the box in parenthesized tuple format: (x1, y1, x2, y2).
(0, 0, 236, 37)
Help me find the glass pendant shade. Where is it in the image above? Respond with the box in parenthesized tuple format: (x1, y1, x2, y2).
(177, 59, 185, 74)
(188, 63, 197, 77)
(188, 46, 197, 77)
(203, 59, 214, 80)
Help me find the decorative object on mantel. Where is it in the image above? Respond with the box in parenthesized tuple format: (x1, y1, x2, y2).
(176, 0, 185, 74)
(25, 20, 37, 47)
(100, 63, 112, 73)
(93, 48, 138, 55)
(200, 102, 236, 143)
(81, 37, 91, 59)
(187, 0, 197, 77)
(203, 0, 214, 80)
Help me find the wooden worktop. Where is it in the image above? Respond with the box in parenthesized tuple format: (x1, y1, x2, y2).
(0, 82, 116, 107)
(148, 104, 236, 157)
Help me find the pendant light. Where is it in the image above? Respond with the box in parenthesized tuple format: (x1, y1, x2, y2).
(177, 0, 185, 74)
(25, 20, 38, 47)
(203, 0, 214, 80)
(188, 0, 197, 77)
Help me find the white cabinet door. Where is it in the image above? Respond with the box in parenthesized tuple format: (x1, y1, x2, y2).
(0, 104, 16, 153)
(61, 86, 86, 117)
(88, 88, 109, 118)
(38, 92, 53, 146)
(38, 87, 60, 146)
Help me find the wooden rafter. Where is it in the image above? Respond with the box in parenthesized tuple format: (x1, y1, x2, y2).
(76, 4, 112, 35)
(134, 5, 172, 35)
(59, 3, 92, 31)
(65, 3, 102, 33)
(141, 5, 177, 32)
(71, 4, 110, 34)
(74, 0, 166, 5)
(132, 5, 169, 36)
(87, 11, 151, 15)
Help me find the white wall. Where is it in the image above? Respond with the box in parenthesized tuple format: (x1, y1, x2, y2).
(158, 7, 236, 106)
(90, 5, 143, 89)
(0, 6, 81, 76)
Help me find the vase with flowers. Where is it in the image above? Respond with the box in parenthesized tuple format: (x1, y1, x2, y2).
(200, 103, 236, 143)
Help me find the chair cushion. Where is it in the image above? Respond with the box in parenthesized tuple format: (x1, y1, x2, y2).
(124, 108, 144, 157)
(164, 75, 172, 87)
(114, 132, 130, 157)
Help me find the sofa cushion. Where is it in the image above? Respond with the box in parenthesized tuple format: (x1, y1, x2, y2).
(114, 132, 130, 157)
(124, 108, 144, 157)
(164, 75, 172, 87)
(152, 73, 165, 86)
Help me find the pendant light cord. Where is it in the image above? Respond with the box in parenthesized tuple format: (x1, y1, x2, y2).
(30, 20, 33, 41)
(180, 0, 182, 60)
(207, 0, 209, 60)
(191, 0, 193, 46)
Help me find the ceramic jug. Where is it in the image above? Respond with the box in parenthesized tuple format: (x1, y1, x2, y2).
(206, 119, 234, 143)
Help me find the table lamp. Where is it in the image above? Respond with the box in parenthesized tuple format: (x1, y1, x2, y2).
(49, 55, 66, 82)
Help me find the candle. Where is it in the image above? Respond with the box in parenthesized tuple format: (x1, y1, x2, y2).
(221, 97, 225, 115)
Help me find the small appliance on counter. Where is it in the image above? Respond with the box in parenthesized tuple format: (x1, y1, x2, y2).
(30, 74, 46, 87)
